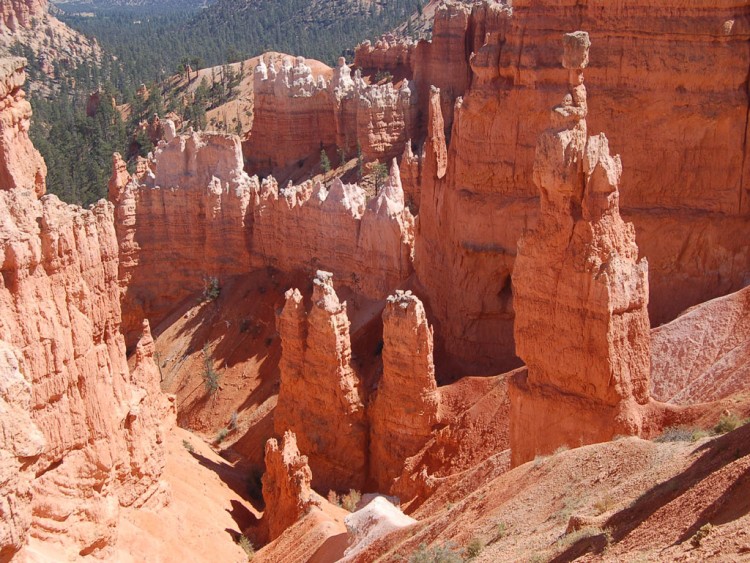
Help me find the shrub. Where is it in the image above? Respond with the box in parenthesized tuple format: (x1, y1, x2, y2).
(374, 70, 394, 83)
(714, 413, 740, 434)
(495, 521, 506, 539)
(690, 523, 712, 547)
(320, 149, 332, 173)
(202, 343, 220, 395)
(655, 426, 706, 443)
(238, 534, 255, 560)
(341, 489, 362, 512)
(182, 439, 195, 453)
(408, 542, 463, 563)
(465, 537, 484, 558)
(215, 427, 229, 443)
(202, 276, 221, 301)
(327, 490, 341, 507)
(229, 411, 239, 431)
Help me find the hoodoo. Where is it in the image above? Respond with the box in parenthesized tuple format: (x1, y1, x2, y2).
(509, 31, 652, 466)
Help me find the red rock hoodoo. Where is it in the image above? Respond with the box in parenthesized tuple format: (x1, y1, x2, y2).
(370, 290, 440, 491)
(275, 271, 368, 492)
(261, 431, 321, 541)
(508, 31, 651, 467)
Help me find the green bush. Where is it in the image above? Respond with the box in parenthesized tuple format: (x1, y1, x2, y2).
(408, 542, 463, 563)
(202, 343, 220, 395)
(238, 534, 255, 560)
(714, 413, 740, 434)
(341, 489, 361, 512)
(465, 537, 484, 558)
(202, 276, 221, 301)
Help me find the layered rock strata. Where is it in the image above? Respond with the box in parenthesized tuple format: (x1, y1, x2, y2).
(114, 134, 415, 345)
(411, 0, 750, 374)
(0, 57, 46, 196)
(369, 290, 440, 491)
(0, 186, 171, 558)
(262, 431, 320, 541)
(509, 32, 651, 467)
(111, 132, 256, 346)
(275, 272, 368, 492)
(244, 55, 417, 172)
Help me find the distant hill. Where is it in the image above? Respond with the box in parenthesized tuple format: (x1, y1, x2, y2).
(51, 0, 211, 12)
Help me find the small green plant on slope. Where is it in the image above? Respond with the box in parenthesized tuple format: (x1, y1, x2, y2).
(238, 534, 255, 560)
(320, 149, 332, 173)
(341, 489, 362, 512)
(714, 412, 740, 434)
(202, 342, 220, 395)
(465, 537, 484, 558)
(408, 542, 463, 563)
(202, 276, 221, 301)
(690, 523, 713, 548)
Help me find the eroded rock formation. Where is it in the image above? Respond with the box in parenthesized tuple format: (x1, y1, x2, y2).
(651, 285, 750, 405)
(370, 290, 440, 491)
(261, 431, 320, 541)
(275, 272, 368, 492)
(114, 133, 415, 345)
(244, 54, 417, 173)
(0, 60, 170, 559)
(0, 187, 171, 557)
(509, 31, 651, 467)
(0, 57, 46, 196)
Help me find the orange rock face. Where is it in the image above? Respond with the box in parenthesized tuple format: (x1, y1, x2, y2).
(410, 0, 750, 375)
(114, 131, 415, 346)
(0, 187, 171, 557)
(244, 55, 417, 174)
(275, 272, 368, 492)
(369, 290, 440, 491)
(0, 0, 45, 32)
(509, 32, 651, 467)
(0, 57, 46, 196)
(262, 431, 321, 541)
(112, 131, 256, 346)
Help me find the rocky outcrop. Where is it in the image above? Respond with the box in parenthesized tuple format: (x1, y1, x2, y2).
(275, 272, 368, 492)
(0, 3, 100, 89)
(244, 55, 417, 173)
(341, 496, 416, 561)
(262, 431, 320, 542)
(411, 0, 750, 374)
(0, 187, 171, 557)
(112, 131, 256, 346)
(370, 290, 440, 491)
(0, 57, 46, 196)
(114, 129, 415, 347)
(509, 32, 651, 467)
(651, 285, 750, 405)
(0, 0, 45, 33)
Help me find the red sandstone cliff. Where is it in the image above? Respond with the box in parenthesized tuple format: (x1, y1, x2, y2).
(0, 61, 170, 560)
(0, 57, 45, 196)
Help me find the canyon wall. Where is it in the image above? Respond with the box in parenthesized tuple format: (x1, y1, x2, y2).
(0, 0, 45, 33)
(114, 133, 414, 346)
(0, 60, 171, 560)
(244, 55, 418, 173)
(409, 0, 750, 374)
(0, 57, 45, 196)
(508, 32, 651, 466)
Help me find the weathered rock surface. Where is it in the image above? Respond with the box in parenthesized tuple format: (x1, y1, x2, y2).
(244, 54, 417, 173)
(0, 1, 100, 89)
(112, 131, 256, 347)
(370, 290, 439, 491)
(115, 133, 415, 346)
(275, 272, 368, 492)
(341, 496, 416, 561)
(651, 285, 750, 405)
(411, 0, 750, 375)
(262, 431, 320, 541)
(509, 32, 651, 467)
(0, 57, 45, 196)
(0, 187, 171, 558)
